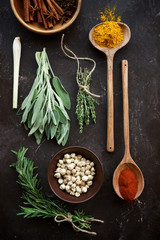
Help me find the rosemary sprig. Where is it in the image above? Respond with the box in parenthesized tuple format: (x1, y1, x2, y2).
(18, 48, 71, 146)
(76, 68, 99, 133)
(10, 147, 103, 235)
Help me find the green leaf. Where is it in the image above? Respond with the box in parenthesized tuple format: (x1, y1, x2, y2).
(54, 110, 60, 124)
(50, 123, 58, 139)
(55, 106, 67, 124)
(45, 124, 50, 140)
(29, 110, 43, 136)
(52, 76, 71, 110)
(62, 125, 70, 146)
(31, 91, 44, 125)
(34, 130, 43, 144)
(57, 121, 69, 145)
(21, 104, 30, 123)
(17, 108, 24, 116)
(21, 88, 35, 110)
(38, 114, 47, 134)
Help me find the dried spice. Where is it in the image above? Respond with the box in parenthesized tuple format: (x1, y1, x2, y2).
(99, 6, 121, 22)
(94, 21, 123, 48)
(119, 169, 138, 202)
(23, 0, 77, 29)
(94, 6, 123, 48)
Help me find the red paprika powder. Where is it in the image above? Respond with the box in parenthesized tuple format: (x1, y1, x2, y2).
(119, 168, 138, 202)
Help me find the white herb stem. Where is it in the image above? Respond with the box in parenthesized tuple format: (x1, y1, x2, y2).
(13, 37, 21, 109)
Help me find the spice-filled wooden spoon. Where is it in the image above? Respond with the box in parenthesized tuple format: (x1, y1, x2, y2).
(113, 60, 144, 200)
(89, 22, 131, 152)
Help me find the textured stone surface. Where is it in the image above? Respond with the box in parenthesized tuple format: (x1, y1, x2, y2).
(0, 0, 160, 239)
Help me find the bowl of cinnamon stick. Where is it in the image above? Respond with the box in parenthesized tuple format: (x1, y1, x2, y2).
(10, 0, 82, 34)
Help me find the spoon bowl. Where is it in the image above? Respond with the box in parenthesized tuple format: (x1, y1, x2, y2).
(113, 60, 144, 200)
(89, 22, 131, 152)
(113, 159, 144, 200)
(89, 22, 131, 55)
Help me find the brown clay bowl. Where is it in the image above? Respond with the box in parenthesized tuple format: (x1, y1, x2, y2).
(10, 0, 82, 34)
(47, 146, 104, 203)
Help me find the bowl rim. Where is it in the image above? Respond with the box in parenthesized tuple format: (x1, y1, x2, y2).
(10, 0, 82, 34)
(47, 146, 104, 203)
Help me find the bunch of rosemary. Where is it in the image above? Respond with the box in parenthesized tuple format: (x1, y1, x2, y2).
(76, 68, 99, 133)
(10, 147, 103, 235)
(18, 48, 70, 145)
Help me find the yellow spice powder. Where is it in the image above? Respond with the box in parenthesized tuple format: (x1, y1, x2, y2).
(100, 6, 121, 22)
(93, 21, 123, 48)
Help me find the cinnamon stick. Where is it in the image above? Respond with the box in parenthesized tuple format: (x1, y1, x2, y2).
(24, 0, 30, 22)
(37, 0, 48, 29)
(32, 0, 42, 23)
(50, 0, 64, 16)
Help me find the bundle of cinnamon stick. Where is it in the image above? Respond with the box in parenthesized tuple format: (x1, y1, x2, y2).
(23, 0, 74, 29)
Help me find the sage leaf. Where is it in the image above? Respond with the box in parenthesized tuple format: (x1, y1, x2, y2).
(52, 76, 71, 110)
(34, 130, 43, 145)
(62, 122, 70, 146)
(29, 110, 43, 136)
(31, 91, 44, 125)
(57, 121, 69, 145)
(50, 123, 58, 139)
(55, 106, 66, 124)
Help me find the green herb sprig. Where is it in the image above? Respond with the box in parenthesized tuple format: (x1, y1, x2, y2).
(18, 48, 70, 145)
(76, 68, 99, 133)
(10, 147, 104, 235)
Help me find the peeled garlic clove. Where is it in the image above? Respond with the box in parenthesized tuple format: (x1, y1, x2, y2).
(67, 163, 75, 170)
(71, 153, 76, 158)
(87, 180, 93, 186)
(75, 192, 80, 197)
(88, 175, 93, 180)
(60, 184, 66, 190)
(66, 159, 72, 164)
(82, 175, 88, 182)
(85, 170, 90, 175)
(58, 179, 63, 184)
(54, 173, 61, 178)
(64, 154, 70, 159)
(82, 187, 87, 193)
(60, 169, 66, 175)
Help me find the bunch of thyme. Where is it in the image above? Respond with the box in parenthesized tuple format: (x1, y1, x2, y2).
(10, 147, 103, 235)
(61, 34, 100, 133)
(76, 68, 99, 133)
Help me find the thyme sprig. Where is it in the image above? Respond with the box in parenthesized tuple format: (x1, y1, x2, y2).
(10, 147, 103, 235)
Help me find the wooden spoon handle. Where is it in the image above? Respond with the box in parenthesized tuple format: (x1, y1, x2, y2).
(122, 60, 130, 155)
(106, 54, 114, 152)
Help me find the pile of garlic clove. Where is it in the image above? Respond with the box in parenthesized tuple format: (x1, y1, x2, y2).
(54, 153, 95, 197)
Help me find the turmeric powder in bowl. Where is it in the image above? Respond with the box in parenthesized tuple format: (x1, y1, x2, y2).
(93, 21, 123, 48)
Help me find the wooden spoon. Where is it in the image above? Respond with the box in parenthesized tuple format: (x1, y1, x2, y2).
(89, 22, 131, 152)
(113, 60, 144, 200)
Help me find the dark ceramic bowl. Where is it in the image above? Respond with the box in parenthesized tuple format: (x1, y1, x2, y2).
(48, 146, 104, 203)
(10, 0, 82, 34)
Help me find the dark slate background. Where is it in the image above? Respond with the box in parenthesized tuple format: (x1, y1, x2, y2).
(0, 0, 160, 239)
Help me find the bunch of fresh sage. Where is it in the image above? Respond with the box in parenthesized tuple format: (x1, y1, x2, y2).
(18, 48, 71, 145)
